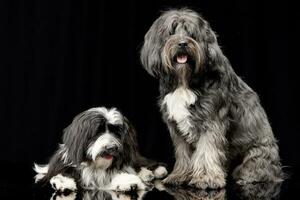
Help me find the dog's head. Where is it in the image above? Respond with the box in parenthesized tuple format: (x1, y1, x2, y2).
(62, 107, 138, 170)
(141, 8, 222, 86)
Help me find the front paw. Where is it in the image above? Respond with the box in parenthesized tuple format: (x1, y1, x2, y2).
(153, 166, 168, 179)
(162, 173, 190, 186)
(50, 174, 77, 193)
(189, 174, 225, 189)
(138, 167, 155, 182)
(110, 173, 146, 192)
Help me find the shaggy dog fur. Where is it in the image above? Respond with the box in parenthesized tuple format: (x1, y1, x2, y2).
(140, 8, 283, 189)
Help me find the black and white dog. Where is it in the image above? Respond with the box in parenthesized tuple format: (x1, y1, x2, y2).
(140, 8, 283, 189)
(34, 107, 167, 192)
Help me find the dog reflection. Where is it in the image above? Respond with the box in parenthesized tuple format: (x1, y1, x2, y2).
(234, 182, 282, 200)
(50, 189, 148, 200)
(163, 187, 226, 200)
(50, 191, 77, 200)
(49, 181, 281, 200)
(161, 181, 281, 200)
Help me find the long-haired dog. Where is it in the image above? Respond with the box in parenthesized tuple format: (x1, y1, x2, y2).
(34, 107, 167, 192)
(140, 8, 283, 189)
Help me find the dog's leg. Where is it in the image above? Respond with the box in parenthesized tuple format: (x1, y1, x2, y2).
(232, 143, 283, 185)
(189, 121, 227, 189)
(163, 126, 192, 185)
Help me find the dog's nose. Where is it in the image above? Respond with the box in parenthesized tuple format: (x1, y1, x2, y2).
(178, 42, 188, 48)
(105, 145, 118, 152)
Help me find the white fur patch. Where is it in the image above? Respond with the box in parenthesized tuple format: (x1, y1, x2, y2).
(81, 164, 136, 190)
(50, 174, 77, 192)
(81, 165, 111, 189)
(108, 173, 146, 192)
(87, 133, 121, 162)
(58, 144, 70, 164)
(138, 167, 154, 182)
(89, 107, 123, 125)
(33, 163, 49, 174)
(33, 163, 49, 182)
(153, 166, 168, 179)
(162, 87, 197, 137)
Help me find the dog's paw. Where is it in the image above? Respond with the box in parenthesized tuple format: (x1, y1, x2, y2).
(189, 174, 225, 189)
(50, 174, 77, 192)
(162, 173, 189, 186)
(153, 179, 166, 191)
(138, 167, 155, 182)
(153, 166, 168, 179)
(109, 173, 146, 192)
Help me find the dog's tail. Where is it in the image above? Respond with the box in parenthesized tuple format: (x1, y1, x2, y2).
(33, 148, 76, 185)
(33, 163, 49, 183)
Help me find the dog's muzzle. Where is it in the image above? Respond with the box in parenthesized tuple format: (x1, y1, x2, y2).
(98, 145, 119, 160)
(174, 42, 190, 64)
(87, 133, 122, 161)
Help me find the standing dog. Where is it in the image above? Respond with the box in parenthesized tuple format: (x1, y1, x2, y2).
(140, 8, 283, 189)
(34, 107, 167, 192)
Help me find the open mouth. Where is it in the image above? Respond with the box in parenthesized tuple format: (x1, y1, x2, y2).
(98, 152, 114, 160)
(103, 154, 113, 160)
(176, 54, 188, 64)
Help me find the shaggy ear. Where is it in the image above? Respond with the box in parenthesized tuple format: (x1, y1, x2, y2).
(121, 117, 139, 164)
(62, 112, 91, 165)
(199, 20, 225, 68)
(140, 16, 166, 77)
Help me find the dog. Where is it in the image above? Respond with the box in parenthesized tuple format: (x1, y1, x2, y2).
(34, 107, 168, 192)
(140, 8, 283, 189)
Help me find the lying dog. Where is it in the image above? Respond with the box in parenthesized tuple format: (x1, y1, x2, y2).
(34, 107, 167, 192)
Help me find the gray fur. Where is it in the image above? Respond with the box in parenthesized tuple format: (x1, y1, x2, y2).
(140, 8, 283, 189)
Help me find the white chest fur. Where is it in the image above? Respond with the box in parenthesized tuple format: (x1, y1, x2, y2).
(162, 87, 197, 138)
(81, 166, 112, 189)
(80, 165, 136, 190)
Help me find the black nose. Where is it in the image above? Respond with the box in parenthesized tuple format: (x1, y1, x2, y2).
(178, 42, 188, 48)
(105, 145, 118, 152)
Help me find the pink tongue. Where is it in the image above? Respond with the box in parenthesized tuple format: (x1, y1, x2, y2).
(177, 55, 188, 63)
(103, 155, 113, 160)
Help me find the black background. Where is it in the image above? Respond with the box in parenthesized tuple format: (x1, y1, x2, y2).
(0, 0, 297, 195)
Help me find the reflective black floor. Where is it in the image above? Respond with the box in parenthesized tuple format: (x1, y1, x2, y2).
(0, 163, 299, 200)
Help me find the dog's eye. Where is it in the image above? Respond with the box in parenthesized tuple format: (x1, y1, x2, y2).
(170, 21, 178, 35)
(107, 124, 123, 136)
(96, 121, 106, 134)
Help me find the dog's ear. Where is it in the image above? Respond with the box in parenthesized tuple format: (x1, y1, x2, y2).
(140, 14, 166, 78)
(121, 117, 139, 165)
(205, 28, 223, 64)
(196, 18, 227, 71)
(62, 111, 96, 164)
